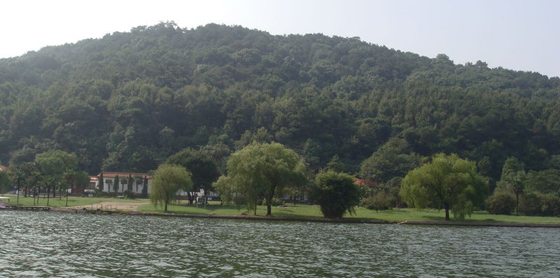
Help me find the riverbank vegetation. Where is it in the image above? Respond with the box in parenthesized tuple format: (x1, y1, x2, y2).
(4, 195, 560, 224)
(1, 22, 560, 220)
(138, 203, 560, 224)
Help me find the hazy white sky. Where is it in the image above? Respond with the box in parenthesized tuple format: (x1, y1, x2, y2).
(2, 0, 559, 77)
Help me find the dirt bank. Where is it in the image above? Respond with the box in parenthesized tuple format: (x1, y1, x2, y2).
(70, 201, 149, 211)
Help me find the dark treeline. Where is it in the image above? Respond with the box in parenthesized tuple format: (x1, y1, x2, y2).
(0, 22, 559, 192)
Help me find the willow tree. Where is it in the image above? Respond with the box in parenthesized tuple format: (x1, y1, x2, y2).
(150, 164, 193, 212)
(216, 142, 307, 216)
(400, 153, 488, 221)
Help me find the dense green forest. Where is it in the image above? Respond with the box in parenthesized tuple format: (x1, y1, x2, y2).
(1, 22, 559, 193)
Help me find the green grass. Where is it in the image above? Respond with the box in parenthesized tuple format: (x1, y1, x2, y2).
(141, 201, 560, 224)
(138, 201, 325, 218)
(4, 194, 560, 224)
(2, 194, 147, 208)
(348, 207, 560, 224)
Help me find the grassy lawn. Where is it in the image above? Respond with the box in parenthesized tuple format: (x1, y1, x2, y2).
(4, 194, 560, 224)
(138, 201, 325, 218)
(2, 194, 148, 207)
(348, 207, 560, 224)
(140, 201, 560, 224)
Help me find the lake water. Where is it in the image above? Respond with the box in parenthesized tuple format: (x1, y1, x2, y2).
(1, 211, 559, 277)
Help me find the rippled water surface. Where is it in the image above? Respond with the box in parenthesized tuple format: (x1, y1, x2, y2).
(1, 211, 559, 277)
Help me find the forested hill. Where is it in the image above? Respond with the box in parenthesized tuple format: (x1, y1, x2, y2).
(0, 22, 559, 183)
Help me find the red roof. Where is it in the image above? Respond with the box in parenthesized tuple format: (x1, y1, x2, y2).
(98, 172, 152, 179)
(354, 178, 378, 188)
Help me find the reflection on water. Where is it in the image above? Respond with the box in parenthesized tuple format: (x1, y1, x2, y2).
(1, 211, 559, 277)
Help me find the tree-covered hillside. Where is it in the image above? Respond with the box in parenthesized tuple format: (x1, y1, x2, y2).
(1, 22, 559, 187)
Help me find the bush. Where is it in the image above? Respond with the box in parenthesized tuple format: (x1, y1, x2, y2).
(539, 194, 560, 216)
(123, 190, 136, 199)
(362, 191, 395, 211)
(520, 192, 541, 216)
(485, 191, 516, 215)
(311, 171, 361, 219)
(520, 192, 560, 216)
(93, 189, 108, 197)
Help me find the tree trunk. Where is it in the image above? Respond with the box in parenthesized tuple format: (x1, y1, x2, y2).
(266, 196, 272, 216)
(266, 186, 276, 216)
(444, 203, 450, 221)
(16, 179, 20, 204)
(515, 193, 519, 216)
(164, 200, 168, 212)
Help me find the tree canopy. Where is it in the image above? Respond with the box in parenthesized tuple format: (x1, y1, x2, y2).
(0, 23, 558, 199)
(215, 142, 307, 216)
(400, 153, 488, 220)
(34, 150, 78, 203)
(360, 138, 421, 184)
(166, 148, 219, 203)
(496, 157, 526, 215)
(150, 164, 193, 212)
(312, 171, 361, 219)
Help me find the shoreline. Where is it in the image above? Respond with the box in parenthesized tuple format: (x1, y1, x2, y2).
(40, 207, 560, 228)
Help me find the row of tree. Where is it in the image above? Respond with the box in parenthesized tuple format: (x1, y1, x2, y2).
(150, 142, 491, 220)
(485, 157, 560, 216)
(4, 150, 89, 206)
(150, 141, 362, 218)
(4, 141, 555, 220)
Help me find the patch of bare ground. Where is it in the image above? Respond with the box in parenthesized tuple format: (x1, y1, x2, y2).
(70, 201, 149, 211)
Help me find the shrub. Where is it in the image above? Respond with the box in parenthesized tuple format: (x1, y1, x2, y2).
(520, 192, 560, 216)
(311, 171, 361, 219)
(362, 191, 395, 211)
(520, 192, 541, 216)
(537, 193, 560, 216)
(93, 189, 107, 197)
(123, 190, 136, 199)
(485, 191, 516, 215)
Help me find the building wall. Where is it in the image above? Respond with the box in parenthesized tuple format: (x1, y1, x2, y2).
(90, 176, 153, 195)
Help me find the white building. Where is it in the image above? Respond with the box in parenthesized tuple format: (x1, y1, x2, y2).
(90, 172, 153, 195)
